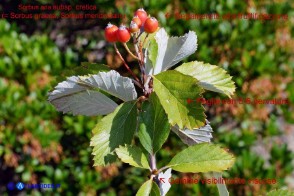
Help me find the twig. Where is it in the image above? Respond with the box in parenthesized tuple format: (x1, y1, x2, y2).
(149, 153, 161, 188)
(138, 41, 147, 84)
(133, 36, 145, 83)
(149, 153, 157, 171)
(132, 33, 142, 61)
(123, 43, 140, 60)
(133, 40, 142, 60)
(113, 43, 141, 84)
(132, 79, 143, 89)
(136, 30, 144, 40)
(157, 165, 170, 174)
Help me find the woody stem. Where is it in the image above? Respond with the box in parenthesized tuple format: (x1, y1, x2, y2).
(113, 43, 141, 86)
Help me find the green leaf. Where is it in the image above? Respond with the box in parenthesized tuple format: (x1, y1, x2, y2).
(145, 38, 159, 76)
(136, 179, 152, 196)
(148, 39, 158, 68)
(136, 180, 160, 196)
(167, 143, 235, 173)
(138, 93, 170, 153)
(115, 145, 150, 169)
(153, 70, 206, 129)
(144, 32, 160, 75)
(141, 30, 158, 49)
(176, 61, 235, 97)
(267, 189, 294, 196)
(150, 182, 161, 196)
(90, 102, 137, 166)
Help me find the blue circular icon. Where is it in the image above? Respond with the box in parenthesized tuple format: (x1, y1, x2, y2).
(16, 182, 25, 190)
(7, 182, 14, 190)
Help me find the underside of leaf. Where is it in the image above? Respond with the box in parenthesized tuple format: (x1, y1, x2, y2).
(158, 168, 172, 196)
(48, 70, 137, 116)
(50, 90, 118, 116)
(171, 119, 213, 145)
(145, 28, 197, 75)
(79, 70, 137, 101)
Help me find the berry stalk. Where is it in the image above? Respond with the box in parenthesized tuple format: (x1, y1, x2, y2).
(113, 43, 142, 87)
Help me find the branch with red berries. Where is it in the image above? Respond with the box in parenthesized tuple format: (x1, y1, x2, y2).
(104, 8, 158, 96)
(49, 7, 238, 196)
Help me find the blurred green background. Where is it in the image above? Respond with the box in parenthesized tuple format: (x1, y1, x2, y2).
(0, 0, 293, 195)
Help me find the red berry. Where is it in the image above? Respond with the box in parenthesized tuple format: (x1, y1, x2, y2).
(144, 17, 158, 33)
(104, 23, 118, 42)
(129, 21, 139, 33)
(116, 25, 131, 43)
(132, 16, 142, 28)
(134, 8, 148, 24)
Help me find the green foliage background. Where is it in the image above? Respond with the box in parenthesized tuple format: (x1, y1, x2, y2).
(0, 0, 293, 195)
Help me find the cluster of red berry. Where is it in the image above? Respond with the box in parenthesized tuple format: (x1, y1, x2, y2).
(104, 8, 159, 43)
